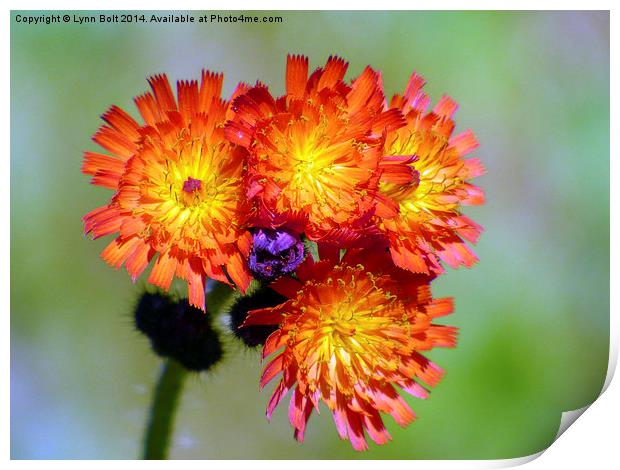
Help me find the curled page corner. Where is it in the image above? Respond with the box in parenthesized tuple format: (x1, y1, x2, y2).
(491, 342, 617, 468)
(487, 406, 590, 469)
(548, 349, 616, 446)
(488, 450, 544, 468)
(549, 334, 619, 442)
(554, 405, 590, 441)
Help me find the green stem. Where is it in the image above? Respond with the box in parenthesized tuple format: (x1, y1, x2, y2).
(141, 282, 237, 459)
(142, 359, 188, 459)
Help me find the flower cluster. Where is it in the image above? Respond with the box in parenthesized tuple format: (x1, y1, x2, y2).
(83, 55, 484, 451)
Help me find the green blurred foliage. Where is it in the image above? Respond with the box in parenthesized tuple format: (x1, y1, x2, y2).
(11, 10, 609, 459)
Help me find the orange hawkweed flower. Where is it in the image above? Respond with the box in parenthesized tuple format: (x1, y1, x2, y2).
(226, 55, 414, 245)
(379, 73, 485, 274)
(244, 248, 456, 450)
(83, 72, 253, 310)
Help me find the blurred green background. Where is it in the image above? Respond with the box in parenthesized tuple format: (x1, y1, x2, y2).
(10, 10, 609, 459)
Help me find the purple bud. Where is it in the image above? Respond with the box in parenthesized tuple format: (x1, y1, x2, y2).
(248, 228, 305, 281)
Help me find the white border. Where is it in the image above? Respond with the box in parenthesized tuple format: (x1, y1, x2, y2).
(5, 1, 616, 466)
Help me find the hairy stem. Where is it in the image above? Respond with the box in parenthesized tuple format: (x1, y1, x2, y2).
(142, 359, 187, 459)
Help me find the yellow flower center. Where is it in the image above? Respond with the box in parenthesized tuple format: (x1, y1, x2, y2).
(284, 267, 408, 389)
(130, 136, 245, 252)
(383, 130, 461, 218)
(260, 111, 375, 225)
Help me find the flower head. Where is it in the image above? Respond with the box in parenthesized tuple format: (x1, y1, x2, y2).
(83, 72, 253, 309)
(244, 249, 456, 450)
(378, 73, 485, 274)
(226, 55, 415, 245)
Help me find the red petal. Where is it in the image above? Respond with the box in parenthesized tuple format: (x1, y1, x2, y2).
(243, 307, 286, 327)
(260, 354, 284, 389)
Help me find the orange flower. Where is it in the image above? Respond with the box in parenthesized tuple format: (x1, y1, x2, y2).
(378, 73, 485, 274)
(226, 55, 414, 245)
(244, 248, 456, 450)
(83, 72, 253, 310)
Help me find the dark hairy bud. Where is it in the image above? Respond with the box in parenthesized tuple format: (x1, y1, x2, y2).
(134, 292, 223, 372)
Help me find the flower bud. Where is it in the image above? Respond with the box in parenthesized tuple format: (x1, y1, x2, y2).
(134, 292, 223, 372)
(248, 228, 305, 281)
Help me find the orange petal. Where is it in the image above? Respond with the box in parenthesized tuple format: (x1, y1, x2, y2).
(101, 105, 140, 141)
(125, 241, 154, 282)
(199, 70, 224, 113)
(83, 206, 123, 239)
(433, 95, 458, 118)
(134, 92, 162, 126)
(449, 129, 479, 157)
(100, 236, 141, 269)
(148, 74, 177, 112)
(176, 80, 199, 123)
(317, 55, 348, 90)
(286, 54, 308, 98)
(425, 297, 454, 319)
(92, 126, 137, 159)
(147, 251, 177, 290)
(187, 258, 206, 310)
